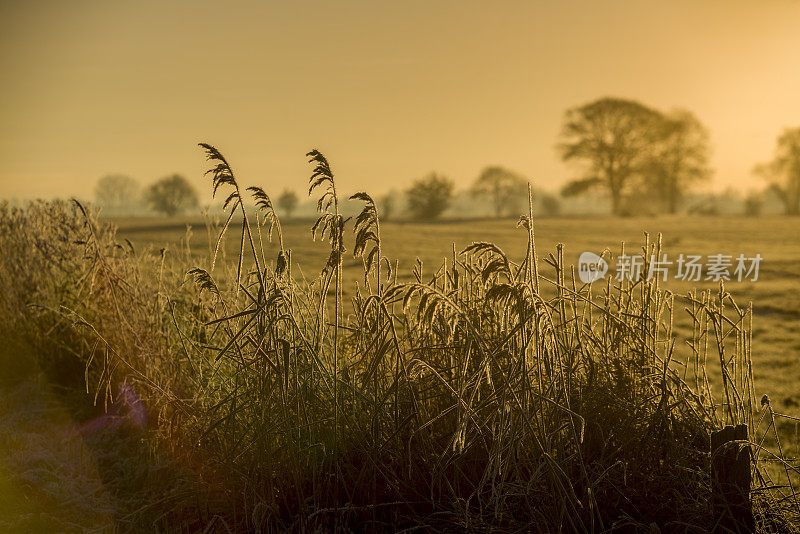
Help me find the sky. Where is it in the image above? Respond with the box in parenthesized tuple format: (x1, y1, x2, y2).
(1, 0, 800, 202)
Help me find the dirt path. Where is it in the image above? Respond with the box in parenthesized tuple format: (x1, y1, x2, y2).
(0, 376, 117, 533)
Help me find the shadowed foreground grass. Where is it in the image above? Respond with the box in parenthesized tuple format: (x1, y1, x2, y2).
(1, 147, 798, 531)
(114, 212, 800, 426)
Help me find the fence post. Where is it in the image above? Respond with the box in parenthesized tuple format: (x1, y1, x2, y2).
(710, 424, 754, 533)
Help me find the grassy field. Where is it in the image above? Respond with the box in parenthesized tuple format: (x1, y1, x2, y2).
(3, 199, 799, 531)
(114, 213, 800, 417)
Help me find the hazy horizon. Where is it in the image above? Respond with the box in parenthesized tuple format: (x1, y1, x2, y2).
(2, 0, 800, 202)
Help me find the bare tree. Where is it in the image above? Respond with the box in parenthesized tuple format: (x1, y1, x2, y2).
(743, 190, 764, 217)
(406, 173, 454, 220)
(537, 191, 561, 216)
(378, 191, 398, 221)
(94, 174, 140, 213)
(471, 166, 529, 217)
(647, 109, 712, 214)
(277, 189, 299, 219)
(145, 174, 199, 216)
(559, 97, 663, 215)
(754, 127, 800, 215)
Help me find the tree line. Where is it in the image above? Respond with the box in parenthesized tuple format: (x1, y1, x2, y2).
(95, 173, 199, 216)
(97, 174, 300, 218)
(95, 96, 800, 218)
(95, 167, 556, 220)
(559, 96, 799, 216)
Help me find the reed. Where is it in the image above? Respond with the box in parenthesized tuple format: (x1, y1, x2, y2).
(0, 148, 797, 532)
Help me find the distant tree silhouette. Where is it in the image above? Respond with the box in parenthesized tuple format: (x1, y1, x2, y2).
(559, 97, 663, 216)
(538, 192, 561, 216)
(145, 174, 199, 216)
(647, 109, 712, 214)
(406, 173, 454, 220)
(378, 191, 397, 221)
(743, 190, 764, 217)
(471, 166, 529, 217)
(94, 174, 140, 213)
(754, 127, 800, 215)
(277, 189, 299, 219)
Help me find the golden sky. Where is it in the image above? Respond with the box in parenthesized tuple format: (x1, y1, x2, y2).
(1, 0, 799, 201)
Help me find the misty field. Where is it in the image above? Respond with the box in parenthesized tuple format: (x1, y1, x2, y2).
(115, 213, 800, 413)
(6, 0, 800, 530)
(3, 187, 799, 532)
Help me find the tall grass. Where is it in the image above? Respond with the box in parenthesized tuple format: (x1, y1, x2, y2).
(0, 147, 798, 531)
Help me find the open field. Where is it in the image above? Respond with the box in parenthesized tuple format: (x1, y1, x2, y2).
(114, 214, 800, 416)
(3, 202, 799, 531)
(5, 1, 800, 530)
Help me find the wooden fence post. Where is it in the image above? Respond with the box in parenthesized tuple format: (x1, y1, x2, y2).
(710, 424, 754, 533)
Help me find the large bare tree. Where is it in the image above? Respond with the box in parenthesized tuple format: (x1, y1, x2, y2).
(558, 97, 663, 215)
